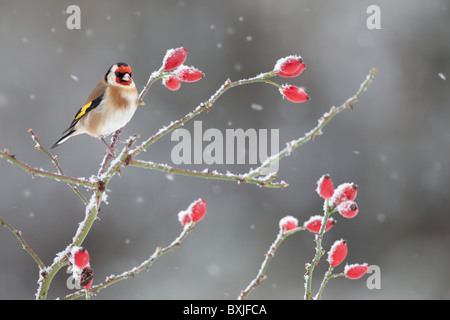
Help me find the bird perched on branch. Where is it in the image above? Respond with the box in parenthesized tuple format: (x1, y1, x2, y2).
(51, 62, 139, 153)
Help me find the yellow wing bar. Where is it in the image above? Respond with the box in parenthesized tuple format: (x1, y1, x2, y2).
(75, 101, 93, 120)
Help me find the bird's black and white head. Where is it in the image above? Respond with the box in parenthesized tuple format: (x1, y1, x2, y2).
(105, 62, 134, 87)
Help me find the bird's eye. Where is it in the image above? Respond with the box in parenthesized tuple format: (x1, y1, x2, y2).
(115, 71, 123, 78)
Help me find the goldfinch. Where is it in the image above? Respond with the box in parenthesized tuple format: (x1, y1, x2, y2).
(51, 62, 139, 151)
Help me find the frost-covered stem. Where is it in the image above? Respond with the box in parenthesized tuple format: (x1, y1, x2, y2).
(28, 129, 88, 205)
(36, 136, 136, 300)
(36, 197, 100, 300)
(315, 267, 345, 300)
(0, 149, 98, 189)
(97, 128, 123, 176)
(129, 68, 377, 187)
(138, 67, 165, 103)
(305, 199, 335, 300)
(62, 221, 196, 300)
(129, 71, 279, 158)
(0, 216, 45, 269)
(249, 68, 378, 180)
(128, 159, 288, 188)
(239, 226, 306, 300)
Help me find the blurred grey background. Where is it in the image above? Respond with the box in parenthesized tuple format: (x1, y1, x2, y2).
(0, 0, 449, 300)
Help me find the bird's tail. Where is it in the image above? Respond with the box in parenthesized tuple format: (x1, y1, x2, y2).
(51, 129, 76, 149)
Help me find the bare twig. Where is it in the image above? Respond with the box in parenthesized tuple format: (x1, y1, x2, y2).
(128, 159, 288, 188)
(0, 216, 45, 269)
(238, 226, 305, 300)
(28, 129, 88, 205)
(0, 148, 98, 189)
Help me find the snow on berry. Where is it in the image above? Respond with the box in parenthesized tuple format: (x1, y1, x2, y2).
(176, 66, 204, 82)
(278, 63, 305, 77)
(178, 199, 207, 226)
(337, 200, 359, 218)
(275, 55, 306, 78)
(316, 174, 334, 199)
(327, 239, 348, 267)
(70, 246, 90, 269)
(280, 85, 309, 103)
(330, 183, 358, 207)
(163, 47, 188, 70)
(279, 215, 298, 232)
(344, 263, 369, 279)
(163, 76, 181, 91)
(304, 215, 335, 233)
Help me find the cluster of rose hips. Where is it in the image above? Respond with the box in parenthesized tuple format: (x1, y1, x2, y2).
(279, 174, 369, 280)
(161, 49, 310, 104)
(274, 55, 310, 103)
(161, 47, 204, 91)
(69, 246, 93, 290)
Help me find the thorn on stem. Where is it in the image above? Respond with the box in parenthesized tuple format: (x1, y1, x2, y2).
(98, 181, 105, 192)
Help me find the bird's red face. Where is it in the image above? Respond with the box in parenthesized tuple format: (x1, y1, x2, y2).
(115, 64, 133, 86)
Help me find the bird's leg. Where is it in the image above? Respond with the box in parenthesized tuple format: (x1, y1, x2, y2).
(101, 137, 117, 158)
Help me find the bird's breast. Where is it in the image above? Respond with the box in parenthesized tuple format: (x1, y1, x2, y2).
(83, 85, 138, 137)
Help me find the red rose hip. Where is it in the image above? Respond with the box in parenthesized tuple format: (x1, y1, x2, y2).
(177, 66, 204, 82)
(331, 183, 358, 207)
(275, 55, 305, 77)
(279, 216, 298, 232)
(304, 215, 335, 233)
(281, 85, 309, 103)
(316, 174, 334, 199)
(70, 246, 90, 269)
(164, 47, 188, 71)
(163, 76, 181, 91)
(80, 266, 94, 289)
(345, 263, 369, 279)
(337, 200, 359, 218)
(178, 199, 207, 226)
(328, 240, 347, 267)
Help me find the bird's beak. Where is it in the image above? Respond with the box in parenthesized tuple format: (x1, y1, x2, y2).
(122, 73, 131, 82)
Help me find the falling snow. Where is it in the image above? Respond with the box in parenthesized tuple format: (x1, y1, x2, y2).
(251, 103, 263, 111)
